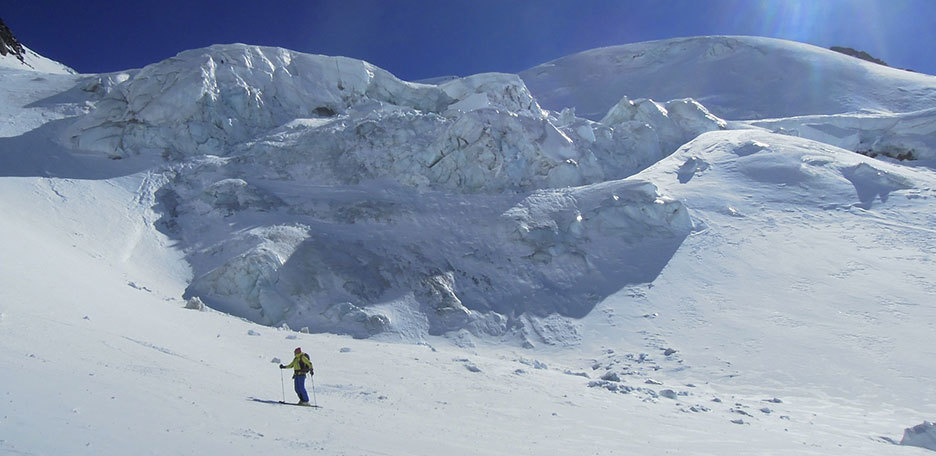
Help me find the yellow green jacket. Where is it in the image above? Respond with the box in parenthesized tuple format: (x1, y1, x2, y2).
(284, 352, 313, 376)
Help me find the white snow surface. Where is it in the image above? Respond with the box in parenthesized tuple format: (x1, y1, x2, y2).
(521, 36, 936, 121)
(2, 38, 935, 455)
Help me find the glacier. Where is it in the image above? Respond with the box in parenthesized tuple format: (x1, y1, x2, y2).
(57, 43, 724, 341)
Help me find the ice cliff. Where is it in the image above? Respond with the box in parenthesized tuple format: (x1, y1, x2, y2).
(57, 44, 716, 342)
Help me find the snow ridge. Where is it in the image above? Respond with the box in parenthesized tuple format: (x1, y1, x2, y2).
(521, 35, 936, 121)
(0, 18, 75, 74)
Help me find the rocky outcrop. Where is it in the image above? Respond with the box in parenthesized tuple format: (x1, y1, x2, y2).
(830, 46, 888, 67)
(0, 17, 26, 63)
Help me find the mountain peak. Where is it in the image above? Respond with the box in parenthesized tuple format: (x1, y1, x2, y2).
(0, 17, 27, 64)
(0, 17, 75, 74)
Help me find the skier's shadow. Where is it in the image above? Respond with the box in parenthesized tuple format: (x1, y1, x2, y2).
(248, 397, 283, 405)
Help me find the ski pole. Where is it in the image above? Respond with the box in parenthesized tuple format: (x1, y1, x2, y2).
(280, 368, 286, 402)
(311, 375, 318, 407)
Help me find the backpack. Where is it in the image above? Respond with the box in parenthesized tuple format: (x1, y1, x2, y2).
(299, 353, 313, 375)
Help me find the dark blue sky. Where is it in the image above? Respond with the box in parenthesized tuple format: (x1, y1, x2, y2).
(5, 0, 935, 79)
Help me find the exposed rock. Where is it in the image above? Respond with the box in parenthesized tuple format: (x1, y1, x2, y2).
(184, 296, 206, 311)
(830, 46, 888, 67)
(0, 17, 26, 63)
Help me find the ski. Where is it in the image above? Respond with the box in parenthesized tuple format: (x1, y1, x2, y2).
(278, 401, 322, 408)
(249, 397, 322, 408)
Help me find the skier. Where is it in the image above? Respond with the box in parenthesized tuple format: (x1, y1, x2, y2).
(279, 347, 314, 405)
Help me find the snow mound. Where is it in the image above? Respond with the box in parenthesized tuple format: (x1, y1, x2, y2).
(638, 129, 929, 214)
(841, 163, 914, 209)
(439, 72, 547, 118)
(598, 96, 727, 172)
(901, 422, 936, 451)
(521, 36, 936, 120)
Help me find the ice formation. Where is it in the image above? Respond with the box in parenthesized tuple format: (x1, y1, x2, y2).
(56, 44, 708, 340)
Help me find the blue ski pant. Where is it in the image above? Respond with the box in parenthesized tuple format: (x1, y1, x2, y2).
(294, 374, 309, 402)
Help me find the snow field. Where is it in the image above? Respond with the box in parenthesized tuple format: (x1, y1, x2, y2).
(0, 169, 924, 455)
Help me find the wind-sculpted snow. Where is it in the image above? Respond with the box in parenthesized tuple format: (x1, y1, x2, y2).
(521, 36, 936, 121)
(638, 129, 934, 215)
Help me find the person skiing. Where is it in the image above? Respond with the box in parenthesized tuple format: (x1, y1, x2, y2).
(279, 347, 314, 405)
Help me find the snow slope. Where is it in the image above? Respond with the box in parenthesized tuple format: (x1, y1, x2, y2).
(520, 36, 936, 121)
(2, 164, 932, 455)
(2, 37, 936, 455)
(608, 129, 936, 406)
(0, 43, 75, 75)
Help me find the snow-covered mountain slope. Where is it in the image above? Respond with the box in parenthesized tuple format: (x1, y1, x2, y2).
(601, 129, 936, 405)
(3, 37, 936, 454)
(520, 36, 936, 121)
(0, 19, 74, 75)
(0, 43, 75, 75)
(2, 17, 74, 74)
